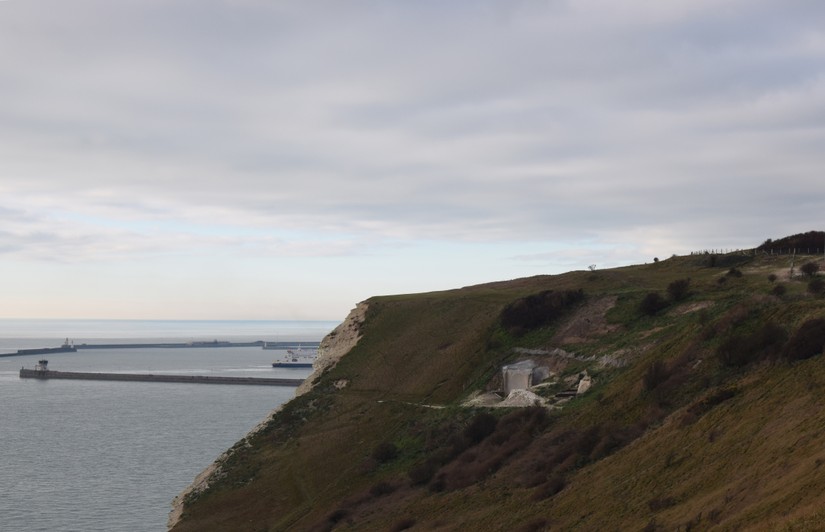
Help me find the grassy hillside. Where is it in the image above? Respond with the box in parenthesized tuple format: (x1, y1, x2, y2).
(171, 250, 825, 531)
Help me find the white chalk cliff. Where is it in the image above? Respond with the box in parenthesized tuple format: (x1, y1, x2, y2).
(167, 302, 368, 529)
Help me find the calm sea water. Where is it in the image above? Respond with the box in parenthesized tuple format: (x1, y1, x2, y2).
(0, 319, 337, 532)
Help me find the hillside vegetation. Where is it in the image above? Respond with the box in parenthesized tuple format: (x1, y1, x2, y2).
(171, 246, 825, 531)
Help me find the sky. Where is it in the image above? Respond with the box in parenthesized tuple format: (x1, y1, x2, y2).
(1, 0, 824, 321)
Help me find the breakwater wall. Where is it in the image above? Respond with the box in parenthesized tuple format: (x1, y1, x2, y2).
(75, 341, 321, 350)
(0, 346, 77, 358)
(19, 369, 303, 387)
(75, 341, 265, 349)
(0, 340, 321, 357)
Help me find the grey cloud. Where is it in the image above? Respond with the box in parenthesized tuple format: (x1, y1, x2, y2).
(1, 0, 824, 258)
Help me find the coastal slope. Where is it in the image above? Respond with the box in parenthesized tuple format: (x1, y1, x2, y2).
(170, 247, 825, 531)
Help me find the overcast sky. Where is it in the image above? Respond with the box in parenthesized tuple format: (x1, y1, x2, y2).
(1, 0, 823, 321)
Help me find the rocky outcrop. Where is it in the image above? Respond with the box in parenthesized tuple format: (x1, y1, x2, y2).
(576, 371, 593, 395)
(296, 301, 368, 396)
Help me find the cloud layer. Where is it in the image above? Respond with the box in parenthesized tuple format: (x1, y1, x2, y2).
(1, 0, 823, 317)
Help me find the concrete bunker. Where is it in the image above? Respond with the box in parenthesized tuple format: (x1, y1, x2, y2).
(501, 360, 551, 394)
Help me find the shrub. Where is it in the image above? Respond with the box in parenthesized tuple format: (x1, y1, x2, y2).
(371, 441, 399, 463)
(768, 273, 778, 283)
(531, 474, 566, 501)
(684, 387, 739, 421)
(432, 407, 549, 492)
(760, 323, 789, 352)
(390, 518, 416, 532)
(588, 423, 642, 461)
(801, 261, 820, 277)
(717, 322, 787, 367)
(497, 406, 548, 436)
(326, 508, 349, 525)
(639, 292, 668, 315)
(501, 289, 585, 335)
(408, 460, 437, 485)
(642, 359, 670, 392)
(727, 268, 743, 278)
(772, 284, 787, 296)
(369, 481, 396, 497)
(808, 278, 825, 295)
(667, 278, 691, 301)
(784, 318, 825, 361)
(464, 412, 498, 444)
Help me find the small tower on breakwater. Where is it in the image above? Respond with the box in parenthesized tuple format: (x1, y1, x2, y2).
(35, 359, 49, 373)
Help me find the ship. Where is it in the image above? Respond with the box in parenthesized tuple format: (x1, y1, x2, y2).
(272, 346, 316, 368)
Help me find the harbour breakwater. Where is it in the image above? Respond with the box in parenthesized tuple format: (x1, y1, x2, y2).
(77, 340, 321, 350)
(0, 340, 321, 357)
(75, 341, 265, 349)
(0, 345, 77, 357)
(19, 368, 304, 387)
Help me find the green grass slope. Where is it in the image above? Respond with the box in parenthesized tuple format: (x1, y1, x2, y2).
(172, 251, 825, 531)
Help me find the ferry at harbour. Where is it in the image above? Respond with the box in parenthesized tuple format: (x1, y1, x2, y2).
(272, 346, 316, 368)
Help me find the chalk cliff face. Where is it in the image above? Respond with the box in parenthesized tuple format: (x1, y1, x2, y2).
(167, 303, 367, 529)
(295, 301, 367, 396)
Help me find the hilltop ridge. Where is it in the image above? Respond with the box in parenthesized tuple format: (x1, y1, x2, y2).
(170, 242, 825, 531)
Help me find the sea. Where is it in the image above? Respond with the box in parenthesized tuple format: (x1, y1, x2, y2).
(0, 319, 338, 532)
